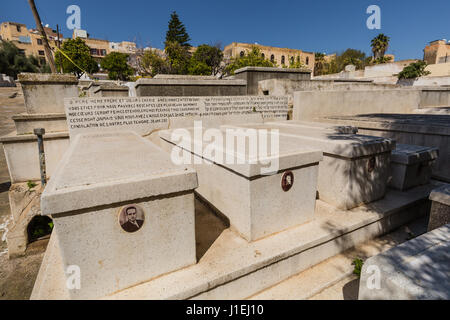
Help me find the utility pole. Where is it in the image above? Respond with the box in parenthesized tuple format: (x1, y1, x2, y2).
(27, 0, 57, 73)
(56, 24, 63, 73)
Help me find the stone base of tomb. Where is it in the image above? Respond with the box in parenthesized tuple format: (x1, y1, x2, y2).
(30, 181, 441, 300)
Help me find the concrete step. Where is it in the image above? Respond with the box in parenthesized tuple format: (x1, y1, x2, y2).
(249, 216, 429, 300)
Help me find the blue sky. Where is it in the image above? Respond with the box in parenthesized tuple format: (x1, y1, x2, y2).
(2, 0, 449, 60)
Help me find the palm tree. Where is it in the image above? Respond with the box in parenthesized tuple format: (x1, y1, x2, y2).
(371, 34, 390, 60)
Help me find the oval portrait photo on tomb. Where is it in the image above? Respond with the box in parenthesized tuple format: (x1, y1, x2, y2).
(118, 205, 145, 233)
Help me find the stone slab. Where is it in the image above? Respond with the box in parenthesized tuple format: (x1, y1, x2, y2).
(428, 184, 450, 231)
(266, 120, 358, 134)
(359, 224, 450, 300)
(30, 182, 438, 300)
(18, 73, 79, 114)
(12, 113, 67, 135)
(41, 131, 198, 215)
(64, 96, 289, 138)
(159, 127, 322, 241)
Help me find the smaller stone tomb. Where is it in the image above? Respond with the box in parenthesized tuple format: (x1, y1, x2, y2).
(40, 131, 198, 299)
(222, 122, 395, 210)
(389, 144, 439, 191)
(159, 127, 322, 241)
(64, 96, 289, 137)
(428, 184, 450, 232)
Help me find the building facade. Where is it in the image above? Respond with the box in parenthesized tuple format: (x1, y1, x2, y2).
(224, 42, 315, 72)
(0, 22, 63, 65)
(424, 40, 450, 64)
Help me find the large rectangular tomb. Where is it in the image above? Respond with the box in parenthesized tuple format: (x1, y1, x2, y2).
(159, 127, 323, 242)
(222, 122, 395, 210)
(40, 131, 198, 299)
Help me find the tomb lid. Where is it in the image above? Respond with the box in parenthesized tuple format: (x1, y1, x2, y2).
(18, 73, 78, 84)
(266, 120, 358, 134)
(135, 78, 247, 87)
(429, 184, 450, 206)
(234, 66, 311, 74)
(93, 84, 129, 93)
(391, 144, 439, 165)
(159, 128, 323, 178)
(41, 131, 198, 216)
(222, 123, 395, 159)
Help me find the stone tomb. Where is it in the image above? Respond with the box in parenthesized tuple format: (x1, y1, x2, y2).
(159, 128, 322, 241)
(267, 120, 358, 134)
(39, 131, 198, 299)
(222, 122, 395, 210)
(64, 96, 289, 138)
(389, 144, 439, 191)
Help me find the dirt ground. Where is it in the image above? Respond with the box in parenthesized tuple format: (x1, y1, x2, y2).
(0, 86, 49, 300)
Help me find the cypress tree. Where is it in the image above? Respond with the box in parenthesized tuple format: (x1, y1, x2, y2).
(165, 11, 191, 48)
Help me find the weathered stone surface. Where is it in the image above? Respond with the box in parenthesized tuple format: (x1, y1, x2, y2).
(31, 182, 437, 300)
(64, 96, 289, 137)
(12, 113, 67, 135)
(428, 184, 450, 231)
(0, 132, 70, 183)
(159, 127, 322, 241)
(266, 120, 358, 134)
(40, 131, 198, 299)
(18, 73, 78, 114)
(389, 144, 439, 191)
(359, 224, 450, 300)
(223, 122, 394, 210)
(93, 85, 129, 97)
(233, 66, 311, 95)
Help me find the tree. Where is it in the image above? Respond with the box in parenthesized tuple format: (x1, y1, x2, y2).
(55, 38, 99, 78)
(314, 52, 326, 76)
(371, 33, 390, 60)
(225, 46, 275, 75)
(398, 61, 431, 79)
(0, 40, 42, 78)
(188, 44, 223, 75)
(100, 52, 135, 81)
(165, 11, 191, 48)
(140, 49, 171, 77)
(165, 41, 191, 74)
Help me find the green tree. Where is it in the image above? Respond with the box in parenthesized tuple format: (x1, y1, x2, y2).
(188, 44, 223, 75)
(225, 46, 275, 75)
(0, 41, 42, 78)
(371, 33, 390, 60)
(55, 38, 99, 78)
(165, 11, 191, 48)
(398, 61, 431, 79)
(314, 52, 326, 76)
(100, 52, 135, 81)
(140, 50, 171, 77)
(165, 41, 191, 74)
(337, 48, 366, 70)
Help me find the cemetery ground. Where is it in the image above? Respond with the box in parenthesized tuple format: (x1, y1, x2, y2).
(0, 86, 433, 300)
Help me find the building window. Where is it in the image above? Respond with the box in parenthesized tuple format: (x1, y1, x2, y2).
(290, 56, 294, 64)
(37, 38, 43, 45)
(101, 49, 107, 56)
(306, 57, 309, 65)
(90, 48, 98, 55)
(38, 50, 45, 56)
(16, 25, 21, 32)
(18, 49, 26, 56)
(261, 53, 265, 59)
(281, 56, 285, 65)
(270, 54, 275, 62)
(240, 51, 245, 57)
(297, 56, 300, 63)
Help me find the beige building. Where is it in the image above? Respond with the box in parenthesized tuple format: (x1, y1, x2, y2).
(224, 42, 315, 72)
(424, 39, 450, 64)
(0, 21, 63, 65)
